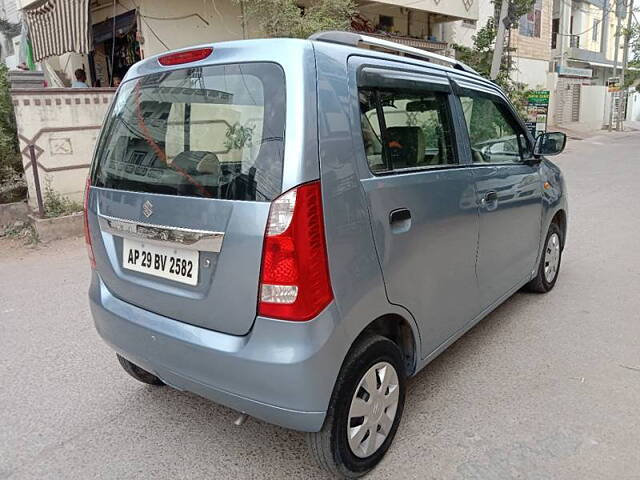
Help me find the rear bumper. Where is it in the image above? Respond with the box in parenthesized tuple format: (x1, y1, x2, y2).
(89, 273, 346, 432)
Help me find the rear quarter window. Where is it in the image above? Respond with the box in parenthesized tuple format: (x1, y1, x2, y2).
(92, 62, 286, 201)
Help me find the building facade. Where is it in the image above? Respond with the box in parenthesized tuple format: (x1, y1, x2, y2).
(552, 0, 628, 85)
(15, 0, 480, 88)
(510, 0, 554, 88)
(550, 0, 637, 127)
(9, 0, 481, 205)
(0, 0, 20, 69)
(447, 0, 555, 89)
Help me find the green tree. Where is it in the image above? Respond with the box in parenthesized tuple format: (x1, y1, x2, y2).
(452, 0, 536, 114)
(0, 63, 21, 186)
(234, 0, 355, 39)
(626, 16, 640, 91)
(453, 18, 497, 79)
(504, 0, 537, 26)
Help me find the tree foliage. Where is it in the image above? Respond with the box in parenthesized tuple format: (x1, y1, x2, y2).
(453, 1, 537, 114)
(503, 0, 537, 27)
(234, 0, 356, 38)
(453, 21, 532, 114)
(0, 63, 21, 185)
(627, 15, 640, 90)
(453, 18, 497, 79)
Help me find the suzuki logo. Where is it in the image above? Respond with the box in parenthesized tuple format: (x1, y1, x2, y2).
(142, 200, 153, 218)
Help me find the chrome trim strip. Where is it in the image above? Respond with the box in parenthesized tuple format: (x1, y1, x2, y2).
(98, 215, 224, 252)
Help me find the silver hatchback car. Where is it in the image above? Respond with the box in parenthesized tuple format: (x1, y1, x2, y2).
(86, 32, 568, 478)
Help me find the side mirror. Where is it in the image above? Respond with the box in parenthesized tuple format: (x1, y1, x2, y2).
(534, 132, 567, 157)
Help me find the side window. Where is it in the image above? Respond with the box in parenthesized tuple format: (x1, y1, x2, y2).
(359, 88, 456, 174)
(460, 93, 530, 164)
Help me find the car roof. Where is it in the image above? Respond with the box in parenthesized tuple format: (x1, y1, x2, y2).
(122, 34, 503, 98)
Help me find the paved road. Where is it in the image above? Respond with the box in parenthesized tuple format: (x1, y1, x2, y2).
(2, 131, 640, 479)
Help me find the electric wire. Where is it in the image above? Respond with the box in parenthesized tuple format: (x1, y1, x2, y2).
(119, 0, 170, 50)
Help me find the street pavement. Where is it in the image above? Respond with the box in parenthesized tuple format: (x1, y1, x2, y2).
(1, 131, 640, 479)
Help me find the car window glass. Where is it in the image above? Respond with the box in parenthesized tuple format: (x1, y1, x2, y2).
(460, 93, 528, 164)
(92, 63, 285, 201)
(359, 89, 455, 173)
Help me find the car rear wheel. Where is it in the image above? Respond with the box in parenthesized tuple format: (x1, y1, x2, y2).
(117, 354, 165, 386)
(526, 222, 563, 293)
(306, 335, 406, 478)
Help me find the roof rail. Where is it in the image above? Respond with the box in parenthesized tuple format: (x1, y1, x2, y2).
(309, 31, 477, 75)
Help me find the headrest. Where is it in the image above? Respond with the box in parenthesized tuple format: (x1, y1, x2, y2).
(386, 126, 425, 168)
(172, 151, 220, 176)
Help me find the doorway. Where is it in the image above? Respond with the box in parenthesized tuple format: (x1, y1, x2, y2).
(89, 10, 141, 87)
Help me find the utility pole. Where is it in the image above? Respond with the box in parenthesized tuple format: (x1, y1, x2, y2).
(490, 0, 510, 80)
(601, 0, 610, 56)
(557, 0, 572, 66)
(609, 1, 623, 131)
(618, 0, 635, 131)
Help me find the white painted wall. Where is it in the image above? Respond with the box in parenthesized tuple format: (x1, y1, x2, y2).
(4, 36, 21, 68)
(12, 89, 116, 206)
(444, 0, 494, 48)
(375, 0, 479, 20)
(511, 57, 550, 89)
(579, 84, 607, 129)
(138, 0, 251, 57)
(48, 53, 89, 86)
(546, 71, 559, 126)
(627, 91, 640, 121)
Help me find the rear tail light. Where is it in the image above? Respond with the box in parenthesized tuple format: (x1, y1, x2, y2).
(258, 181, 333, 321)
(158, 47, 213, 66)
(83, 177, 96, 269)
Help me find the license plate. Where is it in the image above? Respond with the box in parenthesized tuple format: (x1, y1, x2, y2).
(122, 238, 199, 286)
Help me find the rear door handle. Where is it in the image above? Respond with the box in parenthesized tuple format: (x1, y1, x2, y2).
(484, 191, 498, 203)
(389, 208, 412, 234)
(390, 208, 411, 223)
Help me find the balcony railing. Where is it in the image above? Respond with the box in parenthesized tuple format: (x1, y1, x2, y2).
(569, 35, 580, 48)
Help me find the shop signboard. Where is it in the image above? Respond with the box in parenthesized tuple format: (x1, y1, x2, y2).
(607, 77, 621, 93)
(524, 90, 550, 137)
(557, 65, 592, 78)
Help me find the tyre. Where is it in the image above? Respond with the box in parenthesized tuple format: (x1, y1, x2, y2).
(117, 354, 165, 386)
(526, 222, 563, 293)
(306, 335, 406, 478)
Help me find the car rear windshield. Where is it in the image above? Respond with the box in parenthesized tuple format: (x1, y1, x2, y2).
(92, 62, 286, 201)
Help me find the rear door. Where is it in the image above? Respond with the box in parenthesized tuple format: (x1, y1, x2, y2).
(456, 86, 543, 308)
(352, 60, 480, 356)
(88, 62, 286, 336)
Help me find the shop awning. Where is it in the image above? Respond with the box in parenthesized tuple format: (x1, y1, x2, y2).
(24, 0, 90, 62)
(583, 60, 640, 71)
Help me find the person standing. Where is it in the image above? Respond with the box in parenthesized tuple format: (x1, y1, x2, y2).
(72, 69, 89, 88)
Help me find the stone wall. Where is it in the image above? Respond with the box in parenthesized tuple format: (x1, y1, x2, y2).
(11, 88, 115, 208)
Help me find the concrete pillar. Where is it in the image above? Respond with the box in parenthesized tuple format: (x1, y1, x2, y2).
(557, 0, 572, 65)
